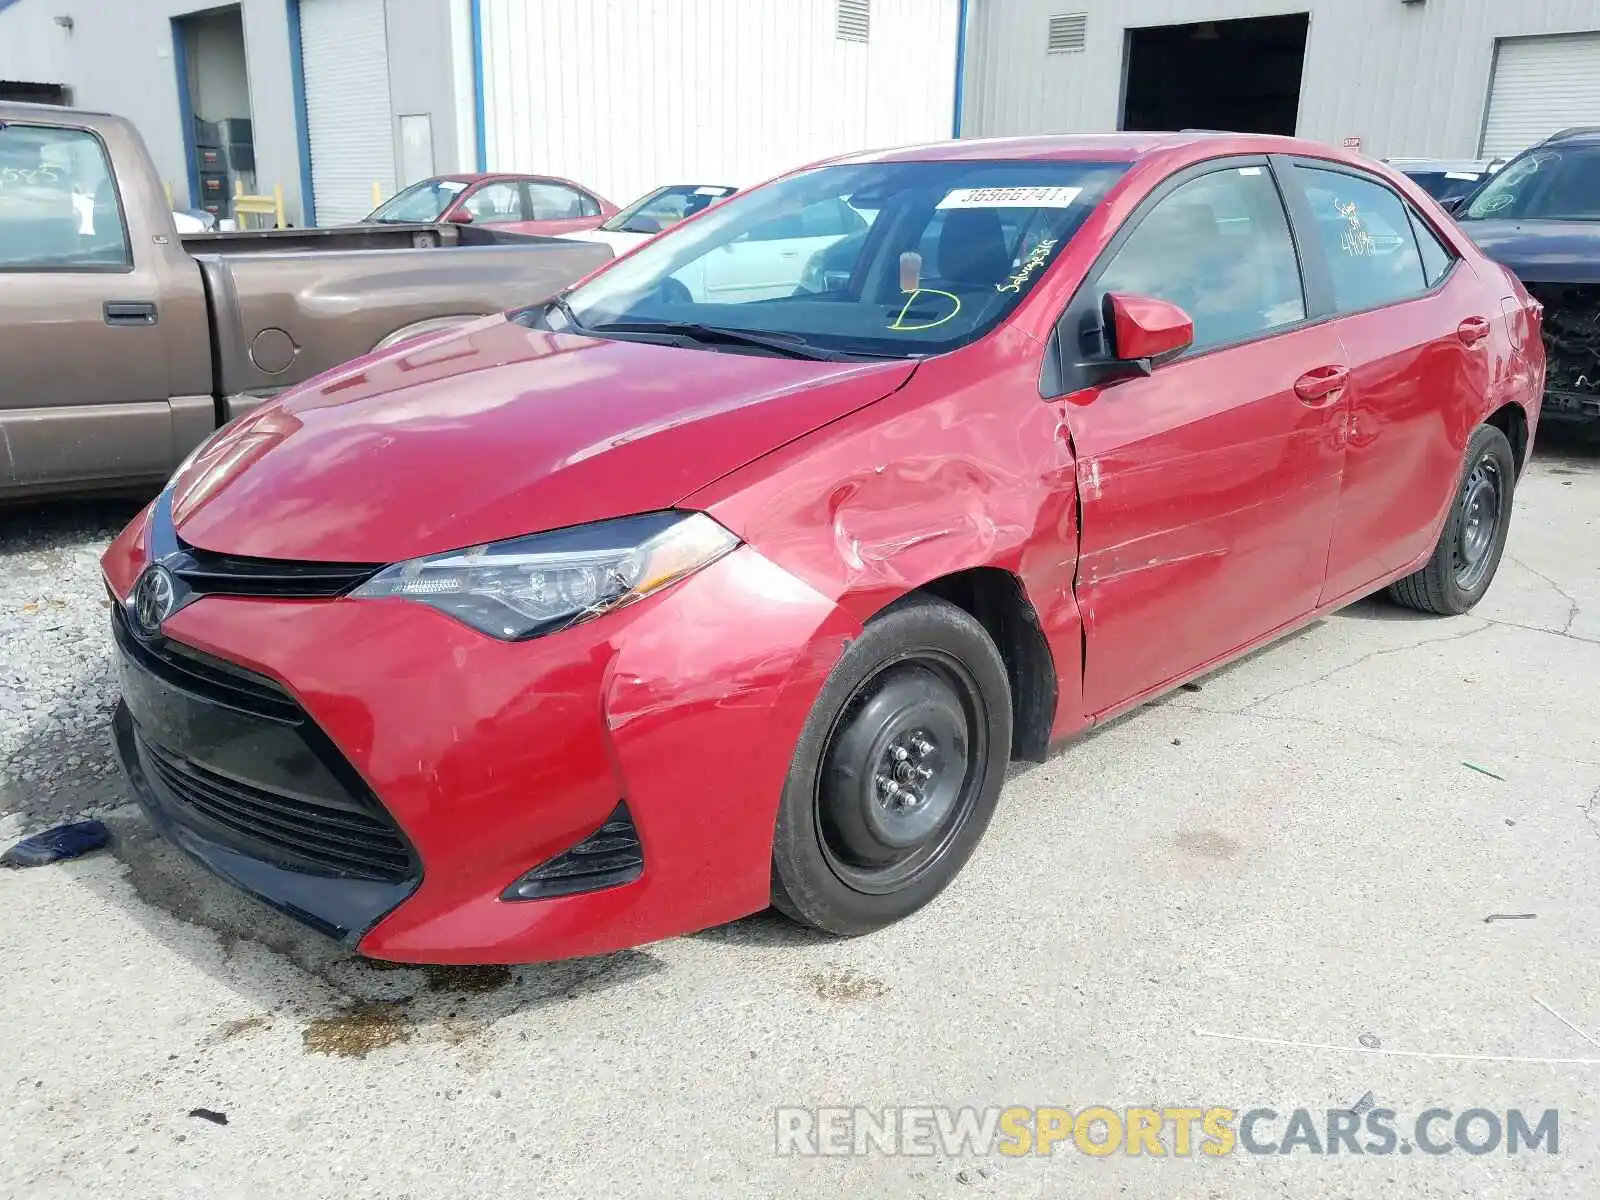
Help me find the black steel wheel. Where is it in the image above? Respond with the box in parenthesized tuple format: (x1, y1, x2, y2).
(1389, 423, 1517, 615)
(771, 596, 1012, 936)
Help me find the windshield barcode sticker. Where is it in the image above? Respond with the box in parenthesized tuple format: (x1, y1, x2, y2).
(937, 186, 1083, 209)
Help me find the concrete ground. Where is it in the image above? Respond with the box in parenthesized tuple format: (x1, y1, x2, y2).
(2, 428, 1598, 1199)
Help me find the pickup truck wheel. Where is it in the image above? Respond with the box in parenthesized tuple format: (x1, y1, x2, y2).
(771, 596, 1012, 936)
(1388, 423, 1516, 615)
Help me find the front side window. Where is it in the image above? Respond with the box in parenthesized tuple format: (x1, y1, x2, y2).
(559, 159, 1129, 359)
(1096, 166, 1305, 352)
(464, 181, 527, 223)
(367, 178, 468, 223)
(1293, 167, 1426, 314)
(1460, 146, 1600, 222)
(0, 122, 130, 270)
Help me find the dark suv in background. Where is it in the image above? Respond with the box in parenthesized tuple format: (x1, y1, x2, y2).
(1450, 128, 1600, 430)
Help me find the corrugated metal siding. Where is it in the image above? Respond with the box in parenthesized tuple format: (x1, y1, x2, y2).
(1481, 32, 1600, 157)
(479, 0, 960, 205)
(964, 0, 1600, 159)
(301, 0, 397, 225)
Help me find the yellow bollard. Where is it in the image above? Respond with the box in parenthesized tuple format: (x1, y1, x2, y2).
(372, 180, 381, 209)
(274, 182, 285, 229)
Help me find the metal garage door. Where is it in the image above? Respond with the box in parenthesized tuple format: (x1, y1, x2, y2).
(299, 0, 395, 225)
(1482, 32, 1600, 159)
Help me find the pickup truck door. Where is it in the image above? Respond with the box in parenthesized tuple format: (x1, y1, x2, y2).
(0, 116, 208, 494)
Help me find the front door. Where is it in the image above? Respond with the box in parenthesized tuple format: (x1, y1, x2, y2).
(1282, 163, 1495, 603)
(0, 119, 174, 493)
(1059, 161, 1351, 714)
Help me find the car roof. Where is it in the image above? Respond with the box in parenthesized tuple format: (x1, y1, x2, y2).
(831, 130, 1379, 167)
(1386, 157, 1495, 171)
(1542, 126, 1600, 145)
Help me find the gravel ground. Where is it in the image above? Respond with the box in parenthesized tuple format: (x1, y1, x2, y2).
(1, 428, 1598, 1199)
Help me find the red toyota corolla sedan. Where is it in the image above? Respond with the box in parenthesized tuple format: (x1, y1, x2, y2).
(103, 133, 1544, 964)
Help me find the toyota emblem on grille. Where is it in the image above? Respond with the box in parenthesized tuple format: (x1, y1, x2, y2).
(133, 565, 177, 634)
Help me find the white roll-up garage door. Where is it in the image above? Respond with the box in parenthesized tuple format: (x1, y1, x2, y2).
(1482, 33, 1600, 159)
(299, 0, 395, 225)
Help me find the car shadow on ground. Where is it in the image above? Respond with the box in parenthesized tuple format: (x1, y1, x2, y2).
(64, 809, 669, 1057)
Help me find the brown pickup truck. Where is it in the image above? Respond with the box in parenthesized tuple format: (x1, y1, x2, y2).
(0, 102, 612, 498)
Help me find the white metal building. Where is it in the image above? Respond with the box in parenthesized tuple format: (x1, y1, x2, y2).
(476, 0, 962, 203)
(4, 0, 1599, 228)
(961, 0, 1600, 161)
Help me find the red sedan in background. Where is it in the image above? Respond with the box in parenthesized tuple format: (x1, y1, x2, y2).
(363, 172, 617, 236)
(105, 132, 1543, 964)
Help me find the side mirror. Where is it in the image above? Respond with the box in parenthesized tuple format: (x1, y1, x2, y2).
(1103, 292, 1194, 366)
(1439, 195, 1465, 215)
(445, 208, 474, 225)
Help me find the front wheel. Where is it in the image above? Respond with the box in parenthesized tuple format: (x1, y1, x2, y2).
(771, 596, 1013, 936)
(1389, 423, 1516, 615)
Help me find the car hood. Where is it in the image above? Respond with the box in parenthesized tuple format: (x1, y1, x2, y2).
(1459, 218, 1600, 284)
(562, 228, 652, 254)
(171, 315, 914, 563)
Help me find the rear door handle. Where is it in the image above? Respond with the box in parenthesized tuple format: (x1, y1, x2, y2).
(1457, 315, 1491, 346)
(1293, 364, 1349, 407)
(104, 301, 159, 327)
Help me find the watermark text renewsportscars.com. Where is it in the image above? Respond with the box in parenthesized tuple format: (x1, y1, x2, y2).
(775, 1106, 1560, 1158)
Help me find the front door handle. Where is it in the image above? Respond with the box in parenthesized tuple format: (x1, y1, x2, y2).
(1293, 364, 1349, 407)
(1457, 315, 1491, 346)
(104, 301, 159, 327)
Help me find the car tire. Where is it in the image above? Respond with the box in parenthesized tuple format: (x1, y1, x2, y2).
(1388, 423, 1517, 615)
(770, 595, 1013, 936)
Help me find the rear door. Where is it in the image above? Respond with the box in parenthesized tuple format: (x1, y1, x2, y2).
(1053, 158, 1351, 714)
(1281, 161, 1492, 604)
(0, 119, 177, 493)
(516, 180, 606, 236)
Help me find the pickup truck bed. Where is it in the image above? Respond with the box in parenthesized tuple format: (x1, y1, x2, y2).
(0, 102, 612, 499)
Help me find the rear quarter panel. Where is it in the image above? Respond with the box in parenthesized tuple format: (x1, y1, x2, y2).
(203, 240, 612, 406)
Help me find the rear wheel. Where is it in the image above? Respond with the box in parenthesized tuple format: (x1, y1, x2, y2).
(1388, 423, 1516, 615)
(771, 596, 1012, 935)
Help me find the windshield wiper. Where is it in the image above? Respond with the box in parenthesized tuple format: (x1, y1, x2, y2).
(547, 294, 584, 331)
(584, 320, 843, 361)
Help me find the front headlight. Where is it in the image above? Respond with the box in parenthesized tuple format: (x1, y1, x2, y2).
(349, 511, 739, 641)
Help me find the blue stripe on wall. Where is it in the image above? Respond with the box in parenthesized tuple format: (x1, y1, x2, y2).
(285, 0, 316, 226)
(470, 0, 488, 171)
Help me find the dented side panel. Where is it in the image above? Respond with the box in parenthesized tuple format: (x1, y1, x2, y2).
(1063, 319, 1350, 718)
(687, 328, 1090, 740)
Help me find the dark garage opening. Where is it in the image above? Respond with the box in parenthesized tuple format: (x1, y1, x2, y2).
(1122, 14, 1309, 136)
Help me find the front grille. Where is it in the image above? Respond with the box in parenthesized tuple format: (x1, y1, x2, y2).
(140, 738, 413, 881)
(1525, 282, 1600, 398)
(173, 538, 381, 599)
(112, 602, 417, 886)
(111, 600, 297, 721)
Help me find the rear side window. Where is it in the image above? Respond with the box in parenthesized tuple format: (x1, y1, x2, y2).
(0, 123, 130, 271)
(1409, 208, 1454, 287)
(1096, 165, 1306, 352)
(1293, 167, 1427, 313)
(524, 181, 592, 220)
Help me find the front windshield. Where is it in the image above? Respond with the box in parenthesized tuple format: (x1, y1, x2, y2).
(604, 184, 736, 234)
(367, 178, 469, 223)
(560, 159, 1128, 358)
(1460, 146, 1600, 221)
